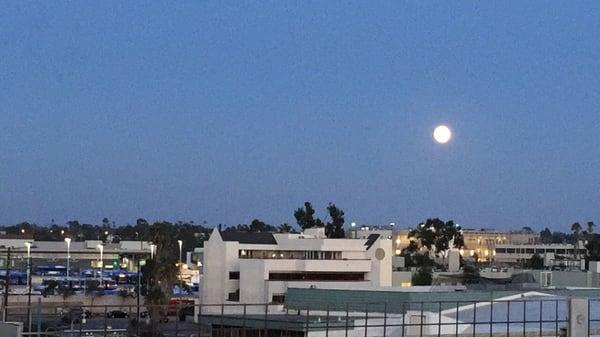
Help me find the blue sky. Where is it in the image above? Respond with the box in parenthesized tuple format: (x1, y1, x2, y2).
(1, 2, 599, 230)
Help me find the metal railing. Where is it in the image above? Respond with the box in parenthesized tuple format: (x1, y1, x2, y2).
(0, 297, 592, 337)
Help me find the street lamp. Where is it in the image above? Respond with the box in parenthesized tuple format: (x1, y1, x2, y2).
(150, 244, 156, 260)
(177, 240, 183, 280)
(177, 240, 183, 265)
(24, 242, 31, 287)
(24, 242, 32, 332)
(97, 244, 104, 288)
(64, 238, 71, 286)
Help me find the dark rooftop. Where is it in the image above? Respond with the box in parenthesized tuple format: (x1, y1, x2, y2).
(220, 231, 277, 245)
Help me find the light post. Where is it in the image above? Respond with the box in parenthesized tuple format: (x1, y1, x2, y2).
(64, 238, 71, 287)
(24, 242, 32, 332)
(150, 244, 156, 260)
(97, 244, 104, 289)
(177, 240, 183, 282)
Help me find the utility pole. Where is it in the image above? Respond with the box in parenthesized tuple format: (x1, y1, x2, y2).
(2, 248, 11, 321)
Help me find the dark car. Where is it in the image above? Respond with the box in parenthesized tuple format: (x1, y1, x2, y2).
(107, 310, 129, 318)
(136, 310, 168, 323)
(61, 308, 91, 324)
(178, 305, 195, 322)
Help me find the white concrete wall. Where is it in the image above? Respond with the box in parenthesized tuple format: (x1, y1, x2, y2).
(239, 259, 267, 304)
(201, 230, 228, 304)
(365, 238, 392, 287)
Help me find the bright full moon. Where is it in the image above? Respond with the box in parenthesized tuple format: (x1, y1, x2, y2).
(433, 125, 452, 144)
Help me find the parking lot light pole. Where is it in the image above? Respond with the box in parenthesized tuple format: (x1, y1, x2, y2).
(64, 238, 71, 287)
(97, 244, 104, 289)
(24, 242, 32, 332)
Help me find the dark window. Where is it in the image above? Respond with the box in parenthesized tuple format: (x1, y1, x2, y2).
(227, 289, 240, 302)
(268, 272, 365, 281)
(506, 248, 515, 253)
(556, 249, 566, 254)
(229, 272, 240, 280)
(272, 294, 285, 304)
(525, 248, 534, 254)
(496, 248, 507, 253)
(535, 249, 545, 254)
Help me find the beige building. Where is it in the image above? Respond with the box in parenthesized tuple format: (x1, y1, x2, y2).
(461, 229, 539, 262)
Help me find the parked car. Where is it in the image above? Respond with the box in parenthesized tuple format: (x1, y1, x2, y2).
(106, 310, 129, 318)
(137, 310, 168, 323)
(178, 305, 195, 322)
(61, 308, 91, 324)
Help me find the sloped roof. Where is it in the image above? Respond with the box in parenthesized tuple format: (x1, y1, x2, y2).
(220, 231, 277, 245)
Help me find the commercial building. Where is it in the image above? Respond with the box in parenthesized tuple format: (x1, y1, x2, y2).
(494, 243, 586, 268)
(461, 229, 539, 262)
(201, 227, 392, 310)
(0, 237, 151, 272)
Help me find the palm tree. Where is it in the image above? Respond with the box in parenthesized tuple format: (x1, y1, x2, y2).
(588, 221, 596, 237)
(572, 222, 582, 261)
(278, 223, 293, 233)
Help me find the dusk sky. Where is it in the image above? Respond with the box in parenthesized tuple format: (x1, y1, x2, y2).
(1, 2, 599, 230)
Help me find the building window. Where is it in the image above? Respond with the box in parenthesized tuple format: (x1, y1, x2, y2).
(229, 271, 240, 280)
(525, 248, 534, 254)
(272, 294, 285, 304)
(227, 289, 240, 302)
(268, 272, 365, 281)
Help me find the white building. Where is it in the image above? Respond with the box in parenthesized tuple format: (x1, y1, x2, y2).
(201, 227, 392, 309)
(494, 243, 586, 269)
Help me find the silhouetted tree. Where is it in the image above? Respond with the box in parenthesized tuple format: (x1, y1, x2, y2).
(278, 223, 294, 233)
(325, 203, 345, 238)
(412, 266, 433, 286)
(540, 228, 553, 244)
(408, 218, 464, 259)
(572, 222, 583, 260)
(526, 254, 544, 270)
(294, 202, 324, 230)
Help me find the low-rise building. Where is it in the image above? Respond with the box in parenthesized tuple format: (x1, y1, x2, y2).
(462, 229, 539, 262)
(201, 227, 392, 309)
(0, 238, 151, 272)
(494, 243, 585, 267)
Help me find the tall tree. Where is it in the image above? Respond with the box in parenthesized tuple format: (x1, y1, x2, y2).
(248, 219, 275, 232)
(294, 202, 324, 230)
(325, 203, 345, 238)
(408, 218, 464, 266)
(540, 228, 553, 244)
(277, 223, 294, 233)
(143, 221, 179, 321)
(587, 221, 596, 238)
(572, 222, 583, 260)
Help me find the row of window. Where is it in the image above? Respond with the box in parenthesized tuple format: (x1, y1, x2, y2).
(268, 272, 365, 281)
(495, 248, 586, 255)
(227, 289, 285, 304)
(239, 250, 343, 260)
(229, 271, 366, 281)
